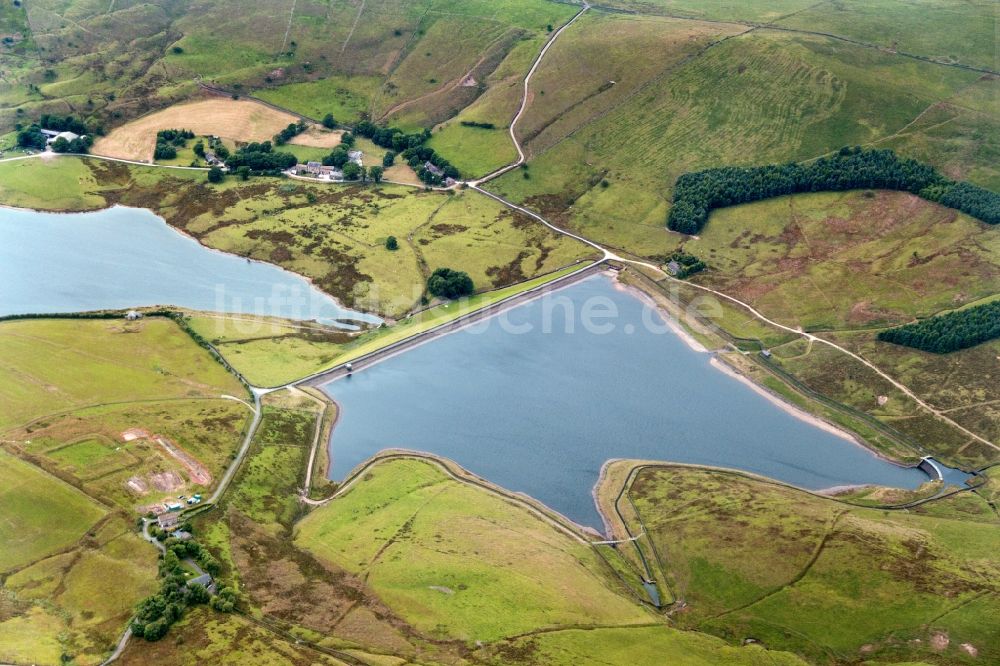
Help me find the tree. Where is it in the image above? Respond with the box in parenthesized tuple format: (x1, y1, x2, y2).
(235, 165, 251, 181)
(323, 145, 350, 168)
(193, 140, 205, 158)
(427, 268, 474, 299)
(322, 113, 336, 129)
(382, 151, 396, 167)
(340, 132, 355, 148)
(385, 235, 398, 250)
(342, 162, 361, 180)
(359, 166, 368, 182)
(143, 619, 169, 641)
(51, 137, 70, 153)
(17, 125, 47, 150)
(153, 143, 176, 160)
(369, 165, 384, 183)
(207, 166, 224, 183)
(187, 583, 210, 605)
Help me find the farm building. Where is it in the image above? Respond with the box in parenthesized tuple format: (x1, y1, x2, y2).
(348, 150, 363, 166)
(157, 512, 180, 530)
(125, 310, 142, 320)
(41, 129, 81, 145)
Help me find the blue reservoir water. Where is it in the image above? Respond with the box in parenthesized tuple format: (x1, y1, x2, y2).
(321, 276, 927, 530)
(0, 205, 380, 327)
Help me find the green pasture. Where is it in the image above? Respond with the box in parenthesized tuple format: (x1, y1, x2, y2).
(295, 458, 652, 642)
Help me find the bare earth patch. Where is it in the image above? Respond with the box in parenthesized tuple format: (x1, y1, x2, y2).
(92, 99, 298, 161)
(149, 470, 185, 492)
(289, 126, 344, 148)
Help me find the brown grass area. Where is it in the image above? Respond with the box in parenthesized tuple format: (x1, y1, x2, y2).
(289, 126, 343, 148)
(383, 163, 421, 185)
(92, 99, 297, 160)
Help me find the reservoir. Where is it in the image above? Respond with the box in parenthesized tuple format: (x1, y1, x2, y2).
(0, 205, 380, 327)
(321, 275, 928, 530)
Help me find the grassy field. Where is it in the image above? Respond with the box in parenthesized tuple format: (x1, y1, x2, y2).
(295, 457, 652, 642)
(255, 75, 384, 123)
(878, 75, 1000, 191)
(595, 0, 822, 22)
(775, 0, 999, 71)
(0, 450, 105, 573)
(625, 465, 1000, 663)
(0, 0, 575, 140)
(0, 317, 245, 431)
(516, 13, 744, 156)
(0, 517, 159, 666)
(479, 625, 806, 665)
(188, 262, 590, 386)
(92, 98, 298, 161)
(0, 156, 108, 210)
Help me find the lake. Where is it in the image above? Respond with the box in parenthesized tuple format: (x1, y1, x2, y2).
(320, 275, 928, 530)
(0, 205, 380, 327)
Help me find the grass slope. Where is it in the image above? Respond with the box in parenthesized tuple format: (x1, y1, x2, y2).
(0, 450, 105, 573)
(488, 28, 982, 256)
(627, 465, 1000, 663)
(684, 190, 1000, 330)
(479, 625, 807, 666)
(295, 458, 652, 642)
(0, 317, 244, 431)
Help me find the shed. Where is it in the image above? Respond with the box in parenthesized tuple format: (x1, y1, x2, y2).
(125, 310, 142, 320)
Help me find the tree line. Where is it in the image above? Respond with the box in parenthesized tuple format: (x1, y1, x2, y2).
(273, 120, 307, 145)
(667, 147, 1000, 234)
(353, 120, 460, 185)
(877, 300, 1000, 354)
(16, 114, 93, 153)
(225, 140, 297, 174)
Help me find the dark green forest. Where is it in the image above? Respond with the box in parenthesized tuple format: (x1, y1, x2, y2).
(667, 148, 1000, 234)
(877, 300, 1000, 353)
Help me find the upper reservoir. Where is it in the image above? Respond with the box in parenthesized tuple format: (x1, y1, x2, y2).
(321, 275, 927, 530)
(0, 205, 380, 327)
